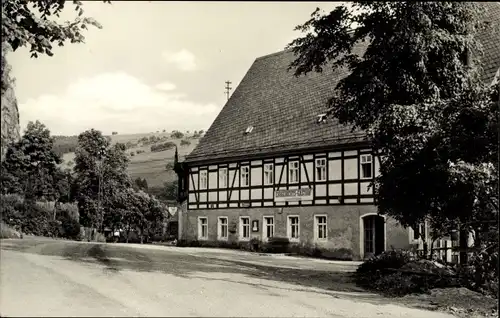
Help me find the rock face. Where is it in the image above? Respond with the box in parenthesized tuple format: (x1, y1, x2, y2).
(1, 46, 20, 162)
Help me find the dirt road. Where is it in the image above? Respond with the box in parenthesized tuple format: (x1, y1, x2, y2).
(0, 238, 455, 317)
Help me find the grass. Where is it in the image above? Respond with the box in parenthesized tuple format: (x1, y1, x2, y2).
(58, 132, 200, 187)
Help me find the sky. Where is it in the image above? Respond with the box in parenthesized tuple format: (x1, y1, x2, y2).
(9, 1, 342, 136)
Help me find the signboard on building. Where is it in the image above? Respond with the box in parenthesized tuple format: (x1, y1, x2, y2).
(274, 188, 313, 202)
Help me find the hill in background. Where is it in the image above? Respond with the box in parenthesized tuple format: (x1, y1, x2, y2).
(54, 130, 204, 188)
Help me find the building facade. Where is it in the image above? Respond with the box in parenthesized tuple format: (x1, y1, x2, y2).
(175, 2, 500, 261)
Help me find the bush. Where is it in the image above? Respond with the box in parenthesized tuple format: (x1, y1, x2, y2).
(151, 141, 176, 152)
(60, 216, 81, 239)
(47, 220, 62, 237)
(354, 250, 465, 296)
(57, 203, 79, 222)
(21, 202, 52, 236)
(355, 250, 413, 290)
(170, 131, 184, 139)
(180, 139, 191, 146)
(0, 222, 21, 239)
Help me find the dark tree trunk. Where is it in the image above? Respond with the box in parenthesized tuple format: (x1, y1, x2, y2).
(459, 229, 468, 264)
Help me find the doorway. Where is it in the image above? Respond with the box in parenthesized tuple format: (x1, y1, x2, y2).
(362, 214, 385, 259)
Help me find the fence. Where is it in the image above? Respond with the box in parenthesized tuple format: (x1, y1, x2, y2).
(416, 239, 463, 264)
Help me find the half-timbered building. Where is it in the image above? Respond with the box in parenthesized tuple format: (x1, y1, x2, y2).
(175, 2, 500, 260)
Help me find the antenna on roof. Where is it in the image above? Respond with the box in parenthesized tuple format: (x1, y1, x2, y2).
(224, 80, 232, 101)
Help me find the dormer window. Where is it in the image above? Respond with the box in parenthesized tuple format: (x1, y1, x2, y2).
(245, 126, 254, 134)
(317, 114, 327, 123)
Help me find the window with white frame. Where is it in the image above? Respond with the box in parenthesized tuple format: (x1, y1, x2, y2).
(287, 216, 300, 241)
(289, 161, 299, 183)
(360, 154, 373, 179)
(412, 222, 425, 240)
(315, 215, 327, 240)
(241, 166, 249, 186)
(219, 168, 227, 188)
(315, 158, 326, 181)
(239, 217, 250, 240)
(200, 170, 208, 189)
(264, 163, 273, 185)
(263, 216, 274, 240)
(217, 217, 228, 240)
(198, 217, 208, 240)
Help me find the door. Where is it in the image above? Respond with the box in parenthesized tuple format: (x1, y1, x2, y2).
(363, 215, 385, 258)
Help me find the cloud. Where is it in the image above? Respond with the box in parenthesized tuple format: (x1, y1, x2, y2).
(155, 82, 177, 91)
(162, 49, 197, 71)
(18, 72, 220, 136)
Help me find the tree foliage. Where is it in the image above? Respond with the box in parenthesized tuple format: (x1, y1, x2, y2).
(72, 129, 131, 229)
(1, 121, 67, 201)
(288, 2, 498, 251)
(2, 0, 110, 58)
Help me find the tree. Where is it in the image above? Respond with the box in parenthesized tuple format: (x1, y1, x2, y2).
(1, 120, 64, 201)
(72, 129, 131, 236)
(170, 131, 184, 139)
(180, 139, 191, 147)
(2, 0, 110, 59)
(288, 1, 498, 267)
(134, 177, 148, 191)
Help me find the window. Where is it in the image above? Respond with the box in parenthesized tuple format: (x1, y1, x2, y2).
(315, 158, 326, 181)
(264, 163, 274, 185)
(263, 216, 274, 240)
(239, 217, 250, 240)
(217, 217, 228, 240)
(412, 222, 426, 240)
(241, 166, 249, 186)
(198, 217, 208, 240)
(315, 215, 327, 240)
(245, 126, 254, 134)
(219, 168, 227, 188)
(287, 216, 300, 241)
(289, 161, 299, 183)
(200, 170, 208, 189)
(360, 155, 373, 179)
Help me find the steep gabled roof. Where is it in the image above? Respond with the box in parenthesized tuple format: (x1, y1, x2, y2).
(186, 44, 368, 164)
(186, 2, 500, 164)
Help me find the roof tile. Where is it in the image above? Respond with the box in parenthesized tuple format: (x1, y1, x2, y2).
(186, 2, 500, 163)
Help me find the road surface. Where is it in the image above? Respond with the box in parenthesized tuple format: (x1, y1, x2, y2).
(0, 238, 455, 317)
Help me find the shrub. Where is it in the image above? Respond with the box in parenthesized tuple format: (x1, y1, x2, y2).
(130, 152, 135, 156)
(47, 220, 62, 237)
(151, 141, 176, 152)
(0, 222, 21, 239)
(180, 139, 191, 146)
(170, 131, 184, 139)
(20, 202, 52, 236)
(57, 203, 79, 222)
(60, 216, 81, 240)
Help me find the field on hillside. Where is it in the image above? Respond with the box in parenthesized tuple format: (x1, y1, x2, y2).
(58, 132, 201, 188)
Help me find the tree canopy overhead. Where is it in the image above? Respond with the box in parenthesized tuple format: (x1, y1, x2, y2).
(287, 2, 499, 241)
(2, 0, 110, 58)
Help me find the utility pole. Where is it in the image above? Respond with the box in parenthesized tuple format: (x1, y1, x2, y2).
(224, 80, 232, 101)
